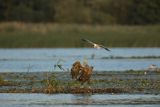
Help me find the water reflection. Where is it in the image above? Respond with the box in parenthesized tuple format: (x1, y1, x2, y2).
(72, 94, 93, 105)
(0, 93, 160, 107)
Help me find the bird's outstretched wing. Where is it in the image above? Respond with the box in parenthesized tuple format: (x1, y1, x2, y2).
(81, 38, 95, 45)
(99, 45, 110, 51)
(57, 65, 66, 71)
(82, 38, 111, 51)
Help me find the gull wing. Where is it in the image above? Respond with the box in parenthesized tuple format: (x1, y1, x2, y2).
(81, 38, 95, 45)
(99, 44, 111, 51)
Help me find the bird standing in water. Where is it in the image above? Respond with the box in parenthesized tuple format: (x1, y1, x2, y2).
(81, 38, 110, 51)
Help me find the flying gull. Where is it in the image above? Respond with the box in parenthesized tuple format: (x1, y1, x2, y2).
(81, 38, 110, 51)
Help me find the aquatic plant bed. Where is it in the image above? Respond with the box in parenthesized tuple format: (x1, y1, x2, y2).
(0, 71, 160, 94)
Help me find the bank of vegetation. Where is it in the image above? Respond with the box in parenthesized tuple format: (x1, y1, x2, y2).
(0, 22, 160, 48)
(0, 0, 160, 48)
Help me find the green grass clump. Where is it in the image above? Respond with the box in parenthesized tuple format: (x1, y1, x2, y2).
(0, 22, 160, 48)
(0, 76, 4, 83)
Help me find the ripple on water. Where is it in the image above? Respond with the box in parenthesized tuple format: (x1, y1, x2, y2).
(0, 93, 160, 107)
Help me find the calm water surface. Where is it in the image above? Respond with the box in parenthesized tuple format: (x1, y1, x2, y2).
(0, 48, 160, 72)
(0, 93, 160, 107)
(0, 48, 160, 107)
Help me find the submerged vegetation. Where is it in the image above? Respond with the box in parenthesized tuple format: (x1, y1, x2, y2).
(0, 22, 160, 48)
(0, 71, 160, 94)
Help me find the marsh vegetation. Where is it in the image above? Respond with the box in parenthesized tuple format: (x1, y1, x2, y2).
(0, 22, 160, 48)
(0, 71, 160, 94)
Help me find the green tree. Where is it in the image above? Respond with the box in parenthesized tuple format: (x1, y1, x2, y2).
(0, 0, 55, 22)
(0, 0, 160, 25)
(127, 0, 160, 24)
(54, 0, 92, 24)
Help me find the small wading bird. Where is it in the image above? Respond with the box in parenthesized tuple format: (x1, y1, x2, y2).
(81, 38, 110, 51)
(148, 64, 158, 72)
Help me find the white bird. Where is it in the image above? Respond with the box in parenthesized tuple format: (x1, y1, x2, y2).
(149, 64, 157, 69)
(81, 38, 110, 51)
(148, 64, 158, 72)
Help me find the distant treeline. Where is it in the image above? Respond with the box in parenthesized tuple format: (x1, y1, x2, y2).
(0, 0, 160, 25)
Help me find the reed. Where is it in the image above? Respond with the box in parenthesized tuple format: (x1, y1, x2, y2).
(0, 22, 160, 48)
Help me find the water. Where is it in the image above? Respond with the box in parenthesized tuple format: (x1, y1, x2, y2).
(0, 93, 159, 107)
(0, 48, 160, 106)
(0, 48, 160, 72)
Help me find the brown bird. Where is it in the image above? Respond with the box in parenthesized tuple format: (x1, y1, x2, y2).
(78, 64, 94, 85)
(81, 38, 110, 51)
(70, 61, 83, 80)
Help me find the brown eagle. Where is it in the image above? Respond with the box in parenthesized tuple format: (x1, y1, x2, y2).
(70, 61, 83, 80)
(78, 64, 93, 85)
(71, 61, 93, 85)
